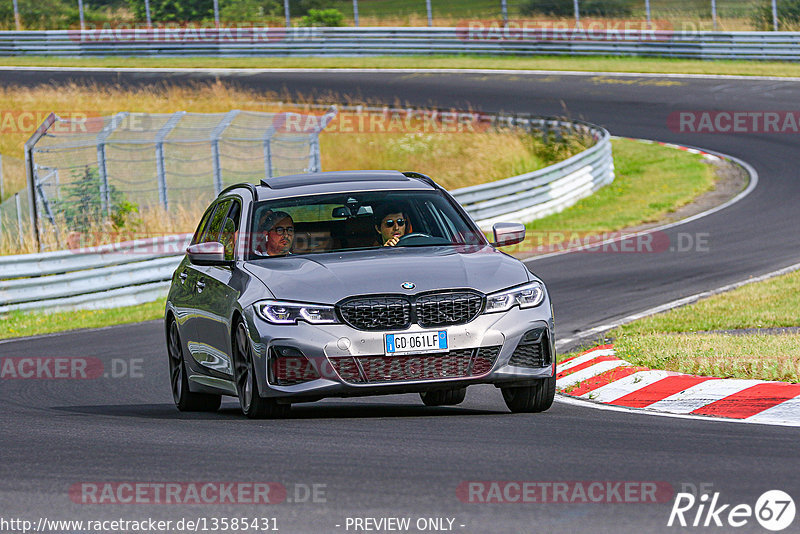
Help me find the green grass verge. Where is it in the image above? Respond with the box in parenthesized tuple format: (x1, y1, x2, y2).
(560, 269, 800, 381)
(0, 139, 717, 340)
(0, 299, 166, 339)
(1, 55, 800, 78)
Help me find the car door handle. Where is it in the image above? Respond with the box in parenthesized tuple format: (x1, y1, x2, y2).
(179, 271, 188, 283)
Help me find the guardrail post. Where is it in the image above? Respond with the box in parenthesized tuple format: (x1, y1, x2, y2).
(154, 111, 185, 210)
(353, 0, 359, 27)
(573, 0, 580, 26)
(284, 0, 291, 28)
(211, 110, 241, 195)
(501, 0, 508, 26)
(645, 0, 651, 24)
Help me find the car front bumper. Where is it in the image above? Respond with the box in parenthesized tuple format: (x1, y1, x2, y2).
(243, 300, 555, 401)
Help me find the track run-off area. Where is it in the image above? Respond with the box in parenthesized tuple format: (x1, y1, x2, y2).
(1, 68, 799, 533)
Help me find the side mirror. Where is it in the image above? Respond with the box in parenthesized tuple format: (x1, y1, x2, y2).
(492, 222, 525, 247)
(187, 242, 230, 265)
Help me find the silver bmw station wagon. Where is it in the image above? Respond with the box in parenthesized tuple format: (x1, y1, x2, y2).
(165, 171, 555, 418)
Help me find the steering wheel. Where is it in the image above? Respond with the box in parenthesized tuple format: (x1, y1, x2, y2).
(397, 232, 432, 243)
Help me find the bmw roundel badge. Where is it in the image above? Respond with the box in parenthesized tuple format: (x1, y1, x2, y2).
(401, 282, 415, 290)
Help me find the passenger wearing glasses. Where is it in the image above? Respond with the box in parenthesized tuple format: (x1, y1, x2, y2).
(375, 205, 410, 247)
(256, 210, 295, 256)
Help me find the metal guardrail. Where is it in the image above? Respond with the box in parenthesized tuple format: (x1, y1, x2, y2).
(0, 112, 612, 313)
(2, 28, 800, 60)
(452, 117, 612, 230)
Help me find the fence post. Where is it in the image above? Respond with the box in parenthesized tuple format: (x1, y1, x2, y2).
(501, 0, 508, 26)
(772, 0, 779, 31)
(24, 111, 58, 251)
(13, 0, 21, 30)
(96, 112, 128, 216)
(426, 0, 433, 27)
(645, 0, 651, 24)
(154, 111, 185, 210)
(308, 106, 337, 172)
(711, 0, 717, 30)
(144, 0, 152, 27)
(284, 0, 291, 28)
(213, 0, 220, 26)
(15, 193, 23, 248)
(353, 0, 359, 27)
(263, 126, 275, 180)
(78, 0, 85, 30)
(211, 110, 241, 195)
(573, 0, 580, 26)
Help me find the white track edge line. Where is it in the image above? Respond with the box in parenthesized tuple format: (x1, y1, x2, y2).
(555, 259, 800, 350)
(554, 394, 800, 428)
(524, 142, 759, 263)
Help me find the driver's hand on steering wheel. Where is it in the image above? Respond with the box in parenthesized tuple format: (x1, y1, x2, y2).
(384, 235, 401, 247)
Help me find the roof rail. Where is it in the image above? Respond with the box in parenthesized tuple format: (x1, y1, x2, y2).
(402, 171, 437, 188)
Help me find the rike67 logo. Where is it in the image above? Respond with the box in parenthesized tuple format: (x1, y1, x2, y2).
(668, 490, 795, 531)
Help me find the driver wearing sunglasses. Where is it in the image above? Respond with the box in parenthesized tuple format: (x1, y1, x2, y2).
(375, 205, 410, 247)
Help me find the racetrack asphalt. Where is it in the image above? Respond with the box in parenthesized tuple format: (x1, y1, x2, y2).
(1, 69, 799, 533)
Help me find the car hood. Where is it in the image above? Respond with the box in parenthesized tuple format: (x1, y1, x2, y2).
(243, 245, 531, 304)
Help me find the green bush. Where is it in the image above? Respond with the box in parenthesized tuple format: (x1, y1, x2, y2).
(0, 0, 82, 29)
(752, 0, 800, 30)
(127, 0, 214, 22)
(519, 0, 634, 17)
(299, 8, 344, 27)
(220, 0, 283, 22)
(290, 0, 335, 17)
(55, 167, 139, 232)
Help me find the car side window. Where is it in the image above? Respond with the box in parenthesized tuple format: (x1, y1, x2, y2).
(191, 205, 217, 246)
(201, 199, 233, 244)
(220, 200, 241, 261)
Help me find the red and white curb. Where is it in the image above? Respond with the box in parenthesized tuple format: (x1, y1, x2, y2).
(557, 346, 800, 427)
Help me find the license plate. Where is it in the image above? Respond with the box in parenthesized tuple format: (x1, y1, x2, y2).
(385, 330, 448, 356)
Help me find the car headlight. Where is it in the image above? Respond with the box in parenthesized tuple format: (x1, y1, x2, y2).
(255, 300, 339, 325)
(484, 281, 545, 313)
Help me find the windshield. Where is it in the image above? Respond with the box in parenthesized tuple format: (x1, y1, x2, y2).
(248, 190, 486, 258)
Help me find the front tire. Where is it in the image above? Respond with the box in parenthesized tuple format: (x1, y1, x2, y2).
(233, 320, 289, 419)
(167, 319, 221, 412)
(501, 376, 555, 413)
(420, 387, 467, 406)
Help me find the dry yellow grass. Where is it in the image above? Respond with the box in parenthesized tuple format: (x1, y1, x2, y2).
(0, 82, 581, 254)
